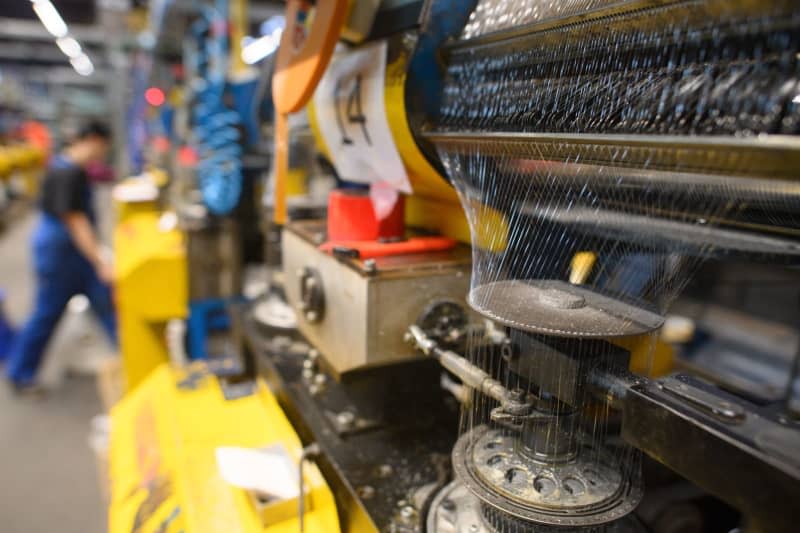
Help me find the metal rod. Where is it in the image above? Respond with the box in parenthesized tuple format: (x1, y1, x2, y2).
(298, 443, 320, 533)
(406, 325, 511, 405)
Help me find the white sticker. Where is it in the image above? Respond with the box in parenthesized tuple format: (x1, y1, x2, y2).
(313, 40, 411, 199)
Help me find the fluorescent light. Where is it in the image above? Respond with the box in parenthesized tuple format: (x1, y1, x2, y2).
(241, 28, 282, 65)
(55, 36, 82, 58)
(70, 53, 94, 76)
(31, 0, 68, 38)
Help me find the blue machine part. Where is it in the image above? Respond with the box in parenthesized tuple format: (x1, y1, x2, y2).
(404, 0, 478, 175)
(230, 74, 260, 146)
(187, 298, 230, 360)
(188, 0, 245, 215)
(186, 296, 247, 360)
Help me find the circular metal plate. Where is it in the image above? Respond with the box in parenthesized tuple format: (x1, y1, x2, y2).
(468, 280, 664, 338)
(427, 480, 647, 533)
(427, 480, 493, 533)
(471, 430, 622, 508)
(452, 426, 643, 528)
(252, 295, 298, 330)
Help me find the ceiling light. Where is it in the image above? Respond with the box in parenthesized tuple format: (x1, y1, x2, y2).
(55, 36, 82, 58)
(70, 53, 94, 76)
(31, 0, 68, 38)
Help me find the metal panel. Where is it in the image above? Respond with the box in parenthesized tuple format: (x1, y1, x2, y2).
(282, 222, 472, 375)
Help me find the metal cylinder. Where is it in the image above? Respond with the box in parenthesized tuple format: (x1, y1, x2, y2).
(520, 396, 580, 463)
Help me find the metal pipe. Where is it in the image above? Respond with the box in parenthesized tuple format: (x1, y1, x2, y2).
(406, 325, 511, 405)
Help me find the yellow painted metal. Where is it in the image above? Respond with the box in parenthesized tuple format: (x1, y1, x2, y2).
(383, 49, 458, 205)
(569, 252, 598, 285)
(615, 334, 675, 378)
(114, 211, 187, 389)
(229, 0, 248, 76)
(112, 178, 160, 221)
(0, 144, 46, 197)
(0, 148, 12, 179)
(108, 363, 340, 533)
(286, 168, 309, 197)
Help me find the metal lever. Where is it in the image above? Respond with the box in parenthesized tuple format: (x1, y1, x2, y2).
(298, 443, 320, 533)
(405, 325, 531, 420)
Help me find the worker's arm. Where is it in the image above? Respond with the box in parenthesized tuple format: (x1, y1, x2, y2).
(62, 212, 113, 283)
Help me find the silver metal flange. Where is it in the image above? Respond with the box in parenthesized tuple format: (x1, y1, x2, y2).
(427, 479, 647, 533)
(468, 280, 664, 338)
(452, 426, 644, 528)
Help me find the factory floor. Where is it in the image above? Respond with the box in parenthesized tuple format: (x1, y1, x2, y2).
(0, 207, 107, 533)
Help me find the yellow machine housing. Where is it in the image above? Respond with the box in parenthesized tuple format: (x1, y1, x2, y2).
(108, 363, 339, 533)
(114, 208, 187, 389)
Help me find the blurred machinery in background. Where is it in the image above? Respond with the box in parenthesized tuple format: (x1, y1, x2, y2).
(0, 140, 47, 223)
(108, 1, 800, 533)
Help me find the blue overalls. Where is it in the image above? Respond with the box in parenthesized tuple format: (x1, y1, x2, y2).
(6, 156, 117, 386)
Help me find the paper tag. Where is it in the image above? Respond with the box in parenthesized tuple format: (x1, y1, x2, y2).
(313, 40, 411, 198)
(216, 445, 299, 500)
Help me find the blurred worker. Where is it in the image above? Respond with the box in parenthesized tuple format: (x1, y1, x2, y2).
(5, 121, 116, 394)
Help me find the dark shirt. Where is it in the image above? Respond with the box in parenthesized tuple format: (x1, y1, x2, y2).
(32, 155, 96, 273)
(39, 160, 91, 219)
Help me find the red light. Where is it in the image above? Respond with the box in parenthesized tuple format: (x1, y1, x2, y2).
(145, 87, 165, 107)
(177, 145, 198, 166)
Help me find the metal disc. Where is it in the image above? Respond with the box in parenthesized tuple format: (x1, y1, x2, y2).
(427, 480, 493, 533)
(427, 479, 647, 533)
(468, 280, 664, 338)
(452, 426, 644, 528)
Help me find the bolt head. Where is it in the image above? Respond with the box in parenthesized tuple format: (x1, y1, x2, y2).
(356, 485, 375, 499)
(376, 464, 393, 478)
(336, 410, 355, 427)
(399, 505, 416, 521)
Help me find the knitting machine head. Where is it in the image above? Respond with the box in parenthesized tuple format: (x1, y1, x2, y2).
(409, 0, 800, 532)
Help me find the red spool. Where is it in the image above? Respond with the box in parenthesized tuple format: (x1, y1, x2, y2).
(327, 189, 405, 242)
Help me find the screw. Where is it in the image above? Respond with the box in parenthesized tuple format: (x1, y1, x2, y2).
(363, 259, 377, 274)
(399, 505, 416, 523)
(376, 464, 393, 478)
(336, 410, 355, 428)
(356, 485, 375, 499)
(508, 388, 526, 402)
(305, 310, 318, 322)
(308, 349, 320, 361)
(301, 368, 314, 380)
(274, 336, 291, 350)
(313, 373, 327, 386)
